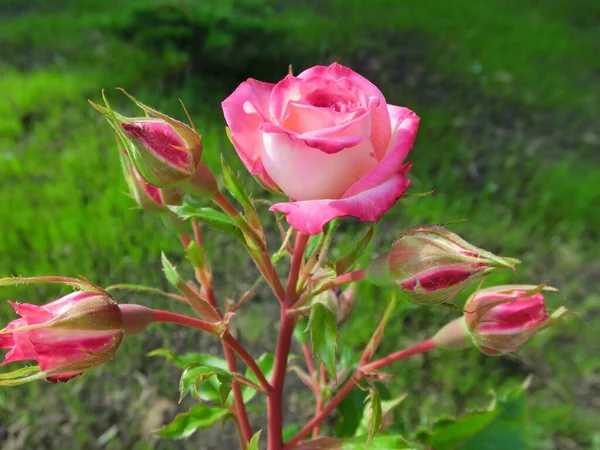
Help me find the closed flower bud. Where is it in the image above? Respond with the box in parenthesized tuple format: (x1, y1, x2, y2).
(464, 285, 566, 355)
(90, 89, 202, 187)
(365, 225, 519, 305)
(0, 291, 124, 382)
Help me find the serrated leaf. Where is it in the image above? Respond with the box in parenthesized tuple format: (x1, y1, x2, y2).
(247, 430, 262, 450)
(308, 302, 338, 381)
(334, 225, 374, 275)
(242, 353, 275, 403)
(169, 199, 243, 240)
(161, 252, 182, 287)
(179, 365, 217, 402)
(417, 380, 529, 450)
(155, 404, 229, 439)
(366, 388, 383, 447)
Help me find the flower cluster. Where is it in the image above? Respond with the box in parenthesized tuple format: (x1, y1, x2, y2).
(1, 63, 566, 449)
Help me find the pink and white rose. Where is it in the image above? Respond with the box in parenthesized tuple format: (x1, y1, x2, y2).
(222, 62, 420, 235)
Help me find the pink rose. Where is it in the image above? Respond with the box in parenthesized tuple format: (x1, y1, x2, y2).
(222, 62, 420, 235)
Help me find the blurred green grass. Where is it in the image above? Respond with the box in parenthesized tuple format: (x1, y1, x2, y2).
(0, 0, 598, 449)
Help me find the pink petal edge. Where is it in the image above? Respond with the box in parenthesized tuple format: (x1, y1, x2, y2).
(270, 172, 411, 235)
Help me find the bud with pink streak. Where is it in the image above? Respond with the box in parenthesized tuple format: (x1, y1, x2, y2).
(463, 285, 566, 355)
(365, 225, 519, 305)
(90, 90, 203, 188)
(0, 291, 124, 383)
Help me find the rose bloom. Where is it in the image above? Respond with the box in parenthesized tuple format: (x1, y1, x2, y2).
(222, 63, 420, 235)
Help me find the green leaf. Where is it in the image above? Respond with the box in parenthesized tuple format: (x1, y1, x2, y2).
(161, 252, 182, 287)
(242, 353, 275, 403)
(247, 430, 262, 450)
(335, 387, 369, 438)
(343, 433, 424, 449)
(155, 404, 229, 439)
(308, 302, 338, 381)
(147, 349, 228, 369)
(169, 200, 243, 240)
(179, 364, 218, 403)
(283, 424, 303, 442)
(417, 379, 530, 450)
(334, 225, 374, 275)
(294, 434, 422, 450)
(186, 240, 206, 270)
(366, 388, 383, 447)
(293, 316, 310, 344)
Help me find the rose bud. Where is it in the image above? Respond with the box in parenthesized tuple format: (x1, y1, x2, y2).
(119, 147, 183, 211)
(90, 89, 202, 187)
(463, 285, 566, 355)
(222, 62, 420, 235)
(0, 291, 124, 383)
(365, 225, 519, 305)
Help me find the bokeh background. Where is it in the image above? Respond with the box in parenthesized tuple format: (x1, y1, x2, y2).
(0, 0, 598, 449)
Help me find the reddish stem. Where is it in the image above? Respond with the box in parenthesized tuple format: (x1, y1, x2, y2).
(313, 363, 326, 438)
(361, 339, 437, 373)
(223, 344, 253, 444)
(284, 339, 436, 448)
(150, 309, 218, 334)
(285, 233, 309, 306)
(268, 310, 296, 450)
(223, 333, 273, 394)
(285, 376, 358, 449)
(302, 343, 316, 380)
(297, 268, 367, 307)
(268, 233, 309, 450)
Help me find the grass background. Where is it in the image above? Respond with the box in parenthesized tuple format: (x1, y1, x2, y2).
(0, 0, 598, 448)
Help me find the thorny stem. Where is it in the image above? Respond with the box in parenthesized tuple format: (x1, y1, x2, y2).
(268, 233, 309, 450)
(284, 339, 437, 448)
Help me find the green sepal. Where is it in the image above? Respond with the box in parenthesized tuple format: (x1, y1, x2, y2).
(161, 252, 182, 288)
(334, 225, 374, 275)
(0, 276, 106, 295)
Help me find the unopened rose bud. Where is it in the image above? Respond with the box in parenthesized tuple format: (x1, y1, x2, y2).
(464, 285, 565, 355)
(0, 292, 124, 382)
(365, 225, 519, 305)
(90, 90, 202, 187)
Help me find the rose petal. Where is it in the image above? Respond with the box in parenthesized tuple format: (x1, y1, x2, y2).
(270, 172, 411, 235)
(261, 119, 377, 201)
(342, 107, 419, 198)
(299, 63, 392, 159)
(222, 79, 279, 190)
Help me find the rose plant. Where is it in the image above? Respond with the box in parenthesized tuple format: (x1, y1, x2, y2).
(1, 63, 566, 449)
